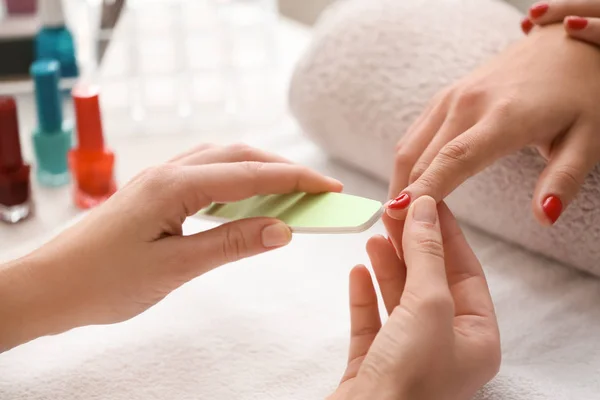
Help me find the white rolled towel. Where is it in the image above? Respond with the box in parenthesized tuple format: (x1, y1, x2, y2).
(289, 0, 600, 276)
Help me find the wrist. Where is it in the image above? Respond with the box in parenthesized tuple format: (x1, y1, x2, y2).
(0, 254, 77, 351)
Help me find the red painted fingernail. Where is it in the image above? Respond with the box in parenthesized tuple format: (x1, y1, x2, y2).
(387, 193, 411, 210)
(530, 2, 549, 19)
(567, 16, 588, 30)
(542, 195, 563, 224)
(521, 18, 534, 34)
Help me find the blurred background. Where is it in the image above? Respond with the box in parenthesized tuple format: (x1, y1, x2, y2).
(0, 0, 346, 251)
(0, 0, 339, 136)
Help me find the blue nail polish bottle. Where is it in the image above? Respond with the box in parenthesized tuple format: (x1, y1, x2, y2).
(35, 0, 79, 79)
(31, 60, 73, 187)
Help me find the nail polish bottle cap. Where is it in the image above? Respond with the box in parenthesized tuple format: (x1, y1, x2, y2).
(39, 0, 66, 28)
(0, 97, 25, 173)
(31, 59, 63, 133)
(73, 84, 105, 151)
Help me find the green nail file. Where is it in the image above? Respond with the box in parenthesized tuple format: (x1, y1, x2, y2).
(197, 192, 383, 233)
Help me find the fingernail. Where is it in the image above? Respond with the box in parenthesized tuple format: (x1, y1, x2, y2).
(387, 193, 411, 210)
(567, 16, 588, 30)
(387, 236, 393, 245)
(262, 223, 292, 248)
(542, 195, 563, 224)
(530, 2, 549, 19)
(326, 176, 344, 187)
(412, 197, 437, 224)
(521, 18, 534, 34)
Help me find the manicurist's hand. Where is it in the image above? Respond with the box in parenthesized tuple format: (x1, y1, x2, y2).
(388, 23, 600, 226)
(330, 197, 501, 400)
(0, 144, 342, 352)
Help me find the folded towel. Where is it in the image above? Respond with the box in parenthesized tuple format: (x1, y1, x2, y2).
(289, 0, 600, 277)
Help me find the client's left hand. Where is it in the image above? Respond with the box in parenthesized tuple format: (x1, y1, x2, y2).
(0, 144, 342, 351)
(330, 197, 501, 400)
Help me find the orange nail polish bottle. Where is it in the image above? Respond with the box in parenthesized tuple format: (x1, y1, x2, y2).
(68, 84, 116, 209)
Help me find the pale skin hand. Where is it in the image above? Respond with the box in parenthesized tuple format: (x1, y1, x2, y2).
(329, 197, 501, 400)
(387, 24, 600, 226)
(0, 144, 343, 352)
(523, 0, 600, 47)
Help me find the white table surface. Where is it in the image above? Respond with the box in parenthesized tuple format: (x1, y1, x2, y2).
(0, 7, 350, 262)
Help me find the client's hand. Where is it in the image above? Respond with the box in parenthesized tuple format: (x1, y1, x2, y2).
(523, 0, 600, 48)
(388, 23, 600, 225)
(330, 197, 500, 400)
(0, 144, 342, 351)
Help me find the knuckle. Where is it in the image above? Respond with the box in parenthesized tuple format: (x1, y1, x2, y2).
(394, 150, 416, 173)
(140, 164, 181, 192)
(227, 143, 256, 159)
(400, 289, 453, 317)
(490, 97, 519, 120)
(453, 87, 485, 109)
(410, 171, 437, 192)
(351, 324, 380, 339)
(414, 237, 445, 260)
(551, 165, 584, 189)
(434, 85, 455, 103)
(221, 225, 250, 263)
(419, 292, 454, 316)
(438, 140, 472, 166)
(409, 162, 429, 184)
(239, 161, 265, 192)
(192, 143, 216, 153)
(239, 160, 264, 176)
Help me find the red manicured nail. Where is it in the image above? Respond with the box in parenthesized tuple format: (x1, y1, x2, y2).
(567, 17, 588, 30)
(542, 195, 563, 224)
(530, 2, 549, 19)
(387, 193, 411, 210)
(521, 18, 534, 34)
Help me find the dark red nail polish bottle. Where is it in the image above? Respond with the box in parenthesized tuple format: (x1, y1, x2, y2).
(0, 97, 31, 223)
(68, 84, 116, 209)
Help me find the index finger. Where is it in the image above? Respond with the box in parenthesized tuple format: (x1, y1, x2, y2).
(386, 119, 527, 220)
(176, 162, 344, 212)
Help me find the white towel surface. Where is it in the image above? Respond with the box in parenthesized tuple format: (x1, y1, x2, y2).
(3, 139, 600, 400)
(289, 0, 600, 277)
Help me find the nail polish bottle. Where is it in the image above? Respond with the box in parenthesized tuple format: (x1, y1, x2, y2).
(68, 84, 116, 209)
(35, 0, 79, 78)
(31, 59, 73, 187)
(0, 97, 31, 223)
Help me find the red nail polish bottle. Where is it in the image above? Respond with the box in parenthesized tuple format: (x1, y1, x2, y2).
(0, 97, 31, 223)
(68, 84, 117, 209)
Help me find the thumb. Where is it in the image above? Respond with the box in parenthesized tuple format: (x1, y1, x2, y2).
(533, 127, 599, 226)
(171, 218, 292, 277)
(401, 196, 453, 317)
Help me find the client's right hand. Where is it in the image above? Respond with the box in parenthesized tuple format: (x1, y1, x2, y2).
(330, 197, 501, 400)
